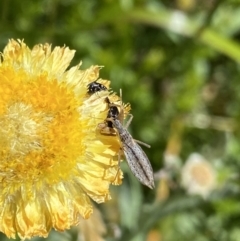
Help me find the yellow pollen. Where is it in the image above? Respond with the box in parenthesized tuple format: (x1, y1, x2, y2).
(0, 66, 84, 193)
(0, 102, 49, 155)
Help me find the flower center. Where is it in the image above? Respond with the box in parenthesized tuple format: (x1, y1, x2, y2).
(0, 102, 51, 155)
(0, 67, 84, 193)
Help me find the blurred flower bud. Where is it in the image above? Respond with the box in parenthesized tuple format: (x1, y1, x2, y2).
(181, 153, 216, 199)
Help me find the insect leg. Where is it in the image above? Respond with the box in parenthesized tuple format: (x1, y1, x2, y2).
(133, 140, 151, 148)
(124, 114, 151, 148)
(112, 150, 122, 183)
(124, 114, 133, 129)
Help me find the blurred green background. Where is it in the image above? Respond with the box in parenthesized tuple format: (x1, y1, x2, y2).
(1, 0, 240, 240)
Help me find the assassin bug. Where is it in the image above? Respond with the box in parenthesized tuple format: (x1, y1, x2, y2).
(99, 92, 155, 189)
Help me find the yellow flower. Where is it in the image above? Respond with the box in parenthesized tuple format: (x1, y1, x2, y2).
(0, 39, 126, 239)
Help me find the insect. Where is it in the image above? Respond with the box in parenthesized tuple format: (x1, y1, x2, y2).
(105, 97, 120, 129)
(87, 80, 107, 94)
(99, 93, 155, 189)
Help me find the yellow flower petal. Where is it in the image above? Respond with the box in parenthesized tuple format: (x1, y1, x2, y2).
(0, 39, 126, 239)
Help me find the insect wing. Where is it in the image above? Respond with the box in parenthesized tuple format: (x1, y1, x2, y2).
(122, 141, 154, 189)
